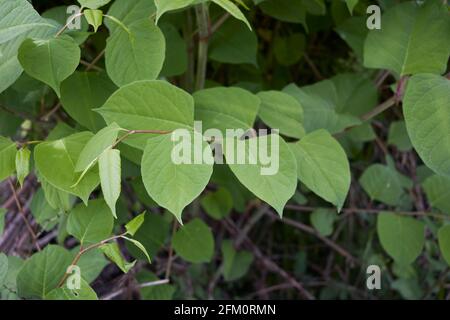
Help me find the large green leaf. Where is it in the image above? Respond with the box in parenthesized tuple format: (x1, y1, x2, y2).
(74, 247, 108, 283)
(0, 253, 7, 287)
(221, 240, 253, 281)
(60, 72, 116, 132)
(160, 23, 188, 77)
(289, 130, 350, 210)
(30, 189, 60, 231)
(0, 136, 17, 182)
(438, 225, 450, 266)
(172, 218, 214, 263)
(97, 80, 194, 150)
(75, 122, 122, 172)
(377, 213, 425, 265)
(99, 149, 121, 217)
(404, 74, 450, 177)
(194, 86, 260, 135)
(364, 1, 450, 76)
(225, 134, 297, 216)
(66, 199, 114, 246)
(0, 0, 57, 93)
(141, 131, 213, 222)
(155, 0, 195, 23)
(18, 35, 80, 97)
(212, 0, 251, 30)
(17, 245, 72, 299)
(257, 90, 305, 139)
(359, 164, 411, 206)
(105, 19, 165, 87)
(34, 132, 100, 203)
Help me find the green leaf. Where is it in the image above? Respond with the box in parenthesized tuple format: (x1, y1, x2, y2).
(0, 136, 17, 182)
(30, 188, 60, 231)
(289, 130, 350, 211)
(105, 19, 165, 87)
(423, 175, 450, 214)
(225, 134, 297, 216)
(15, 147, 30, 187)
(17, 245, 72, 299)
(194, 86, 260, 135)
(259, 0, 307, 28)
(78, 0, 111, 9)
(45, 278, 98, 300)
(0, 0, 57, 94)
(403, 74, 450, 177)
(335, 17, 368, 61)
(105, 0, 156, 34)
(201, 188, 233, 220)
(155, 0, 195, 23)
(126, 214, 169, 261)
(172, 218, 214, 263)
(345, 0, 359, 14)
(97, 80, 194, 150)
(18, 35, 81, 97)
(37, 171, 72, 212)
(0, 208, 6, 236)
(75, 122, 122, 172)
(84, 9, 103, 32)
(160, 23, 188, 77)
(137, 271, 175, 300)
(364, 1, 450, 76)
(274, 33, 305, 66)
(98, 149, 121, 218)
(257, 90, 305, 139)
(377, 213, 425, 265)
(387, 121, 412, 152)
(60, 71, 116, 132)
(121, 236, 151, 263)
(0, 253, 7, 287)
(100, 242, 136, 273)
(1, 256, 23, 300)
(125, 212, 146, 236)
(141, 131, 213, 223)
(438, 225, 450, 266)
(310, 208, 337, 237)
(211, 0, 251, 30)
(209, 19, 257, 65)
(359, 164, 411, 206)
(221, 240, 253, 281)
(74, 247, 108, 283)
(34, 132, 100, 203)
(67, 199, 114, 246)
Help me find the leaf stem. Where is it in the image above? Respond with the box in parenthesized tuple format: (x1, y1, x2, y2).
(194, 3, 210, 91)
(55, 12, 84, 37)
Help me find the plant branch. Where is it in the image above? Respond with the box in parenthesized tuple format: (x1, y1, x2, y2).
(195, 3, 210, 91)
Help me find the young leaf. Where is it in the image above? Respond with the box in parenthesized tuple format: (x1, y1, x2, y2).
(125, 212, 146, 236)
(75, 122, 122, 173)
(438, 225, 450, 266)
(377, 213, 425, 266)
(364, 1, 450, 76)
(121, 236, 151, 263)
(99, 242, 136, 273)
(154, 0, 195, 23)
(0, 136, 17, 182)
(201, 188, 233, 220)
(84, 9, 103, 32)
(345, 0, 359, 14)
(105, 19, 165, 87)
(17, 35, 81, 97)
(289, 130, 350, 211)
(17, 245, 73, 299)
(60, 71, 116, 132)
(45, 278, 98, 300)
(66, 199, 114, 246)
(172, 218, 214, 263)
(211, 0, 251, 30)
(403, 74, 450, 177)
(34, 132, 100, 203)
(78, 0, 111, 10)
(97, 80, 194, 150)
(99, 149, 121, 218)
(194, 86, 260, 135)
(257, 90, 305, 139)
(310, 209, 337, 237)
(221, 240, 253, 282)
(225, 134, 297, 216)
(15, 147, 30, 187)
(141, 131, 213, 223)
